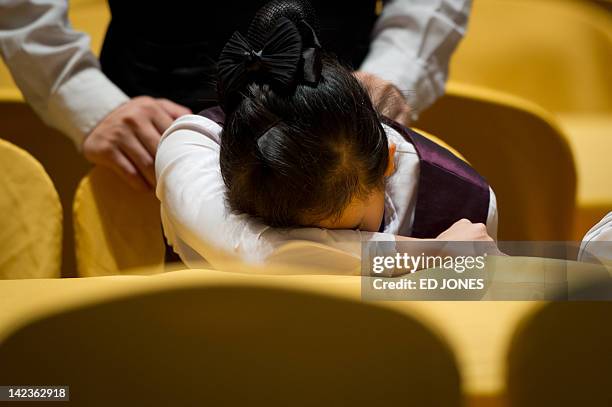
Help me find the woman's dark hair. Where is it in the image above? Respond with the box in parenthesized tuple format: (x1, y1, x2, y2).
(219, 0, 389, 228)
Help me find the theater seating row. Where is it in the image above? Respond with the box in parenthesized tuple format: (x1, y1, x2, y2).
(0, 265, 611, 406)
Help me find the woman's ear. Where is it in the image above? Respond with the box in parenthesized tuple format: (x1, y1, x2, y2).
(384, 143, 396, 177)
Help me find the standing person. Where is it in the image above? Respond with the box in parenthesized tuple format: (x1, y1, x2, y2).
(0, 0, 471, 190)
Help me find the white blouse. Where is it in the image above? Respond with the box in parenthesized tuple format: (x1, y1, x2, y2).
(155, 114, 497, 269)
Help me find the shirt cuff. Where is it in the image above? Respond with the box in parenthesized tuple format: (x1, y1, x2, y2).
(46, 67, 129, 148)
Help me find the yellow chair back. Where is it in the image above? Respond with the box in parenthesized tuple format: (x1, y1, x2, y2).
(0, 271, 462, 406)
(449, 0, 612, 239)
(451, 0, 612, 114)
(73, 167, 165, 277)
(0, 139, 62, 279)
(416, 82, 576, 240)
(507, 300, 612, 407)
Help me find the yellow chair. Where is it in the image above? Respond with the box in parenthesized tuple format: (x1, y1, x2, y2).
(0, 97, 91, 278)
(0, 0, 110, 275)
(0, 139, 62, 279)
(0, 259, 606, 405)
(0, 67, 17, 95)
(68, 0, 111, 56)
(560, 113, 612, 238)
(0, 270, 462, 406)
(417, 128, 467, 163)
(451, 0, 612, 114)
(507, 300, 612, 407)
(450, 0, 612, 238)
(416, 82, 576, 241)
(73, 166, 165, 277)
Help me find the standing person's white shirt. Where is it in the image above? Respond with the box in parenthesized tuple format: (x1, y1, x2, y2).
(155, 114, 497, 269)
(0, 0, 472, 146)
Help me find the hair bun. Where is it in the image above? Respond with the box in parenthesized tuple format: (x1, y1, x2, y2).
(217, 0, 323, 112)
(247, 0, 320, 50)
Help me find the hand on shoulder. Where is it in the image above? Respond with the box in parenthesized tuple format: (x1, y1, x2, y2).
(83, 96, 191, 190)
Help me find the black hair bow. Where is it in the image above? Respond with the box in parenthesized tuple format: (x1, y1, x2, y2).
(217, 17, 321, 110)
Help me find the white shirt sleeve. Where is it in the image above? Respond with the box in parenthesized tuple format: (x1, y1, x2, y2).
(578, 212, 612, 264)
(0, 0, 129, 147)
(359, 0, 472, 119)
(155, 115, 399, 270)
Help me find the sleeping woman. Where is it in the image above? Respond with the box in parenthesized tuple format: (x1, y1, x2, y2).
(155, 0, 498, 270)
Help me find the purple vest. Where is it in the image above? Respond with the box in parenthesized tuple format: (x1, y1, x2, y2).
(200, 107, 490, 238)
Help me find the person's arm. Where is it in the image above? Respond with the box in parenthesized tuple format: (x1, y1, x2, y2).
(358, 0, 472, 122)
(0, 0, 127, 145)
(155, 115, 279, 268)
(0, 0, 190, 190)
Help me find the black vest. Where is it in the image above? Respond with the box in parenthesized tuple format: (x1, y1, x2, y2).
(100, 1, 379, 112)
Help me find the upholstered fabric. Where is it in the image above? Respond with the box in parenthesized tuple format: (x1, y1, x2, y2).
(0, 268, 463, 406)
(0, 266, 522, 399)
(0, 257, 609, 403)
(0, 139, 62, 279)
(450, 0, 612, 114)
(73, 166, 165, 277)
(560, 115, 612, 236)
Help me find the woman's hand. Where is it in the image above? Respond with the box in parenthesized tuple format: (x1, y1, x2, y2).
(354, 71, 412, 127)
